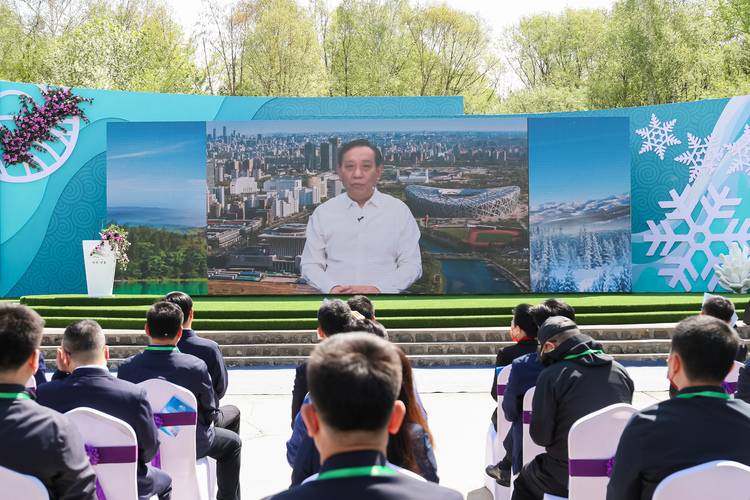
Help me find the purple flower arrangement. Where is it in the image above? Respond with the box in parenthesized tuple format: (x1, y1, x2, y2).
(90, 224, 131, 271)
(0, 86, 93, 169)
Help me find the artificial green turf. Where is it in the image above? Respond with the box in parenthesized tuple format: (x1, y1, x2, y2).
(20, 293, 749, 330)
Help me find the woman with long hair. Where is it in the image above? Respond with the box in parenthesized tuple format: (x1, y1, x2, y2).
(387, 347, 439, 483)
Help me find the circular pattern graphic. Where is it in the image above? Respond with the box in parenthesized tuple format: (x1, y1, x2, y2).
(0, 89, 81, 184)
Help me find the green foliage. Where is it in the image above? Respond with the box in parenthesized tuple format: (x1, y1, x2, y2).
(114, 226, 207, 281)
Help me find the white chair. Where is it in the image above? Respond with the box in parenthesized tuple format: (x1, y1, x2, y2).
(138, 379, 216, 500)
(484, 365, 513, 500)
(724, 360, 743, 397)
(65, 407, 139, 500)
(652, 460, 750, 500)
(521, 387, 545, 466)
(567, 403, 639, 500)
(522, 387, 565, 500)
(0, 465, 50, 500)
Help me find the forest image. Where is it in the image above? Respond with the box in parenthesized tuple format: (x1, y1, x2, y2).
(531, 227, 631, 292)
(113, 225, 207, 281)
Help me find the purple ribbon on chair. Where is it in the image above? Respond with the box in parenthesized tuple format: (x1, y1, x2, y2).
(723, 381, 737, 395)
(569, 457, 616, 478)
(497, 384, 507, 396)
(151, 411, 199, 469)
(522, 410, 531, 424)
(85, 444, 138, 500)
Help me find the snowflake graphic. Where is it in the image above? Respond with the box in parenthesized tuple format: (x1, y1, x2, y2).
(635, 113, 682, 160)
(644, 184, 750, 291)
(724, 124, 750, 178)
(674, 132, 725, 183)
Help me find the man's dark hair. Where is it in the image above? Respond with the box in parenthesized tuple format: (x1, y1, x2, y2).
(317, 299, 352, 336)
(338, 139, 382, 167)
(63, 320, 104, 363)
(513, 303, 538, 338)
(702, 295, 734, 323)
(0, 304, 45, 372)
(147, 301, 184, 339)
(348, 295, 375, 320)
(532, 298, 575, 327)
(164, 291, 193, 326)
(307, 333, 402, 432)
(671, 315, 740, 383)
(346, 319, 388, 340)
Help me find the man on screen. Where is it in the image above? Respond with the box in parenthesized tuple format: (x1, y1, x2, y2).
(301, 139, 422, 294)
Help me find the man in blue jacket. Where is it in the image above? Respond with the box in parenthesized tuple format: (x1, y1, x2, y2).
(37, 319, 172, 500)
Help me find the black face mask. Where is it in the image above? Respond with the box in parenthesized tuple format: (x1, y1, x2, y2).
(541, 350, 555, 367)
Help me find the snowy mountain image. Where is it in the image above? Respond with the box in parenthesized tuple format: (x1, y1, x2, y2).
(530, 193, 632, 293)
(530, 193, 631, 232)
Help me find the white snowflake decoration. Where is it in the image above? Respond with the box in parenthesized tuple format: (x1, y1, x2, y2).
(724, 124, 750, 178)
(635, 113, 682, 160)
(644, 184, 750, 291)
(674, 132, 726, 183)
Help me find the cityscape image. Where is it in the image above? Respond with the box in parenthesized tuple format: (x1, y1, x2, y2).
(205, 117, 530, 295)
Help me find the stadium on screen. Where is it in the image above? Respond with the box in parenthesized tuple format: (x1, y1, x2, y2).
(405, 185, 520, 219)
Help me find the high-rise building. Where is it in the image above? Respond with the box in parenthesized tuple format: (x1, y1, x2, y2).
(214, 165, 224, 184)
(304, 142, 316, 171)
(212, 128, 216, 141)
(320, 142, 331, 171)
(223, 126, 227, 142)
(329, 137, 341, 171)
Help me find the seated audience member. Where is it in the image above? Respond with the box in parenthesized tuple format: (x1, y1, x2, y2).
(0, 304, 97, 500)
(607, 315, 750, 500)
(289, 310, 392, 483)
(34, 352, 47, 386)
(670, 295, 746, 397)
(264, 333, 461, 500)
(388, 348, 438, 483)
(513, 316, 634, 500)
(491, 298, 575, 487)
(702, 295, 746, 360)
(164, 291, 240, 434)
(36, 320, 172, 500)
(486, 304, 539, 485)
(291, 299, 352, 428)
(348, 295, 375, 320)
(117, 301, 241, 500)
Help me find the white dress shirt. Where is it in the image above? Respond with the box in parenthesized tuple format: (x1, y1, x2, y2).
(300, 189, 422, 293)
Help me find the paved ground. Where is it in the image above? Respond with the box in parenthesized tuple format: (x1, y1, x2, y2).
(223, 362, 670, 499)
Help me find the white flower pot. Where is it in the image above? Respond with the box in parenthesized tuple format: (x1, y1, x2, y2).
(82, 240, 116, 297)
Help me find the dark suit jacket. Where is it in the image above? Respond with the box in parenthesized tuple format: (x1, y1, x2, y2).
(117, 346, 218, 459)
(491, 338, 539, 400)
(36, 367, 160, 478)
(177, 329, 228, 406)
(607, 386, 750, 500)
(266, 450, 462, 500)
(0, 383, 97, 500)
(502, 352, 545, 473)
(291, 362, 308, 428)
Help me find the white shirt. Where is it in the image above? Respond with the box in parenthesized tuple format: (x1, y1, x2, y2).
(300, 189, 422, 293)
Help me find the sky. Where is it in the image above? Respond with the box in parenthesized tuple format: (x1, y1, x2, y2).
(528, 117, 631, 206)
(106, 121, 207, 225)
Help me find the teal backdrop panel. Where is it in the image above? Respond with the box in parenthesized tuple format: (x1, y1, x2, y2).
(513, 96, 750, 293)
(0, 80, 463, 297)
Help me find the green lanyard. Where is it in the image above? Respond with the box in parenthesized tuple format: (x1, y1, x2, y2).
(676, 391, 731, 400)
(563, 349, 604, 360)
(0, 392, 31, 400)
(145, 346, 180, 352)
(317, 465, 396, 481)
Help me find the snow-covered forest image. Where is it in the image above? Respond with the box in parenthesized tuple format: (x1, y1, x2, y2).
(528, 117, 632, 293)
(530, 195, 632, 292)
